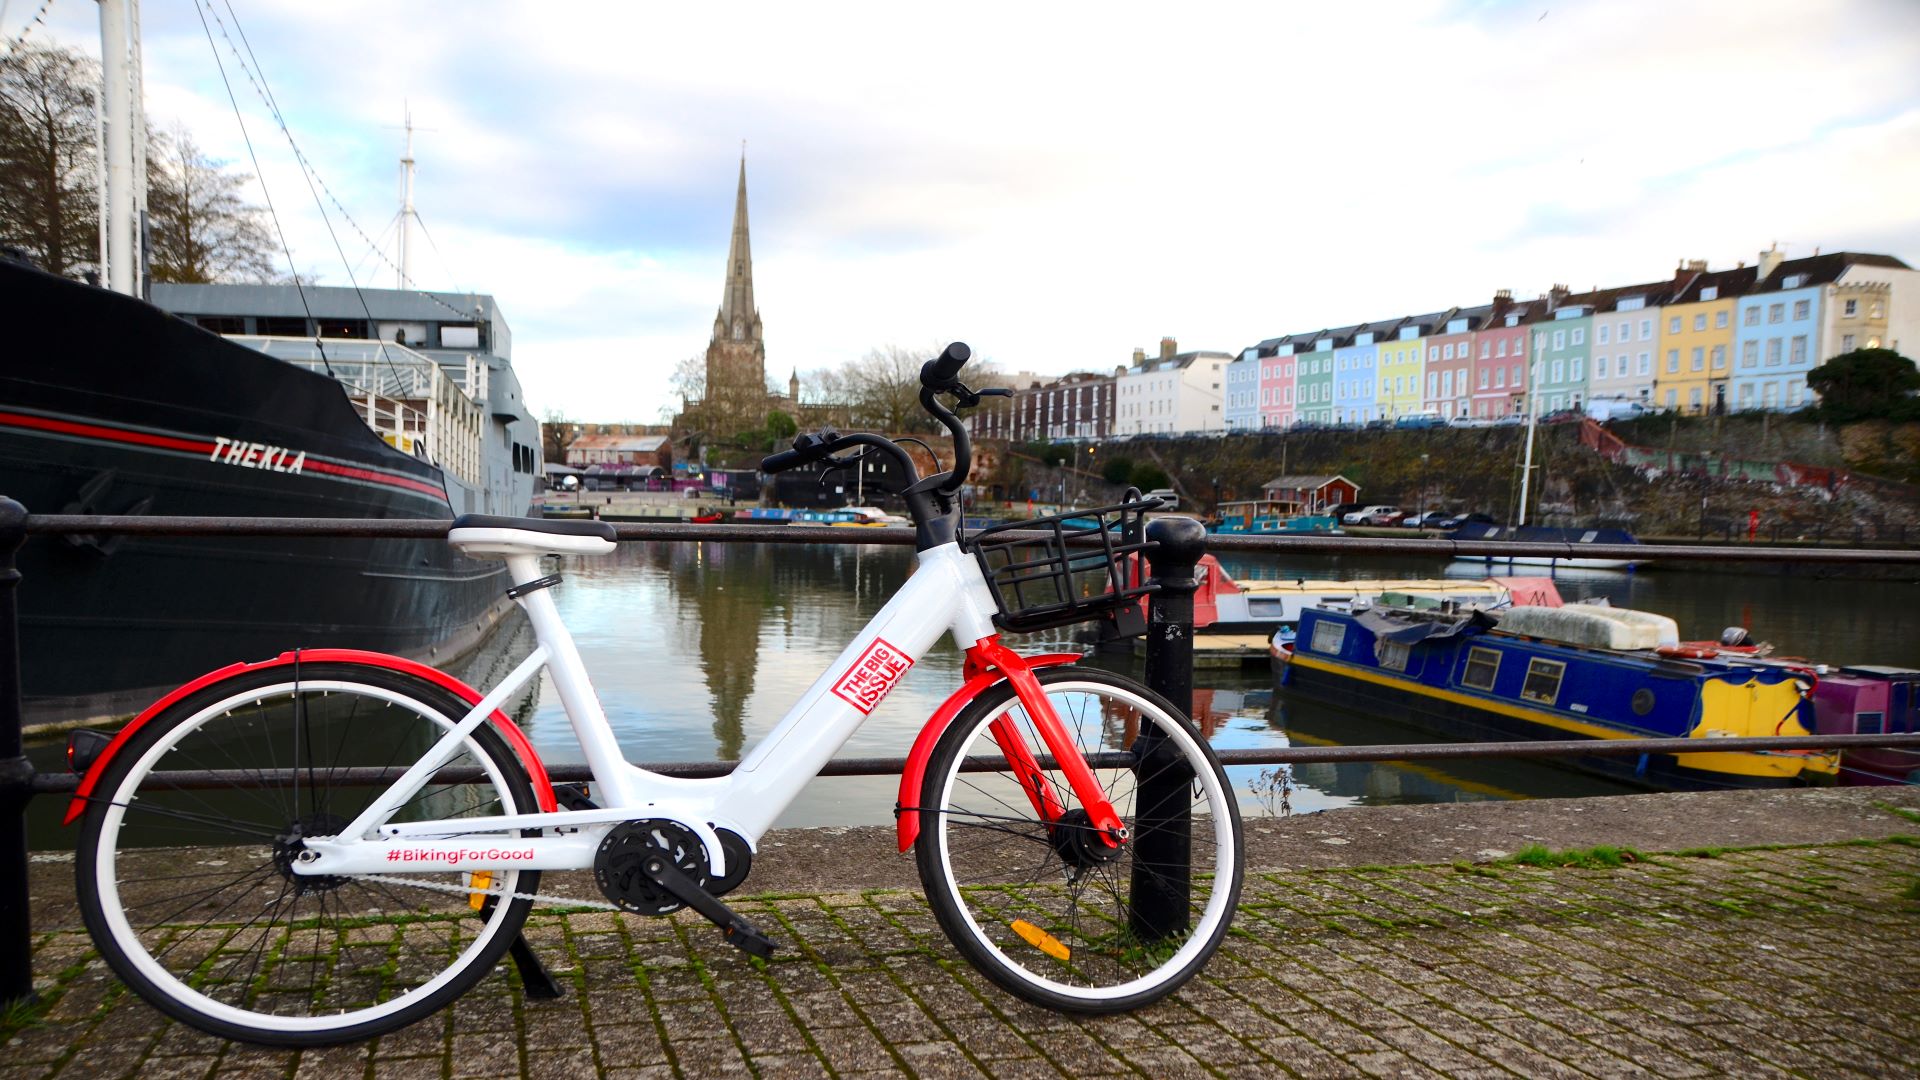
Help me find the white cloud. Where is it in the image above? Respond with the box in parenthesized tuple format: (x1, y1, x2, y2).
(15, 0, 1920, 420)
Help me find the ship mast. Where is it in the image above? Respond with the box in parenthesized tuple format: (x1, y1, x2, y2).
(398, 107, 417, 289)
(98, 0, 147, 297)
(1517, 358, 1540, 526)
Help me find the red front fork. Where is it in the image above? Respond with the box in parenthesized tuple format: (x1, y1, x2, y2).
(966, 637, 1128, 847)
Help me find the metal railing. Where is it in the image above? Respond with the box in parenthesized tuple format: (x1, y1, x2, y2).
(5, 500, 1920, 1008)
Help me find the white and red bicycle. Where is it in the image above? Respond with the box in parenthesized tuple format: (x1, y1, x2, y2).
(64, 343, 1243, 1046)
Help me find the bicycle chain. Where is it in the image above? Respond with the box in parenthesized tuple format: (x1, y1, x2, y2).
(352, 873, 626, 913)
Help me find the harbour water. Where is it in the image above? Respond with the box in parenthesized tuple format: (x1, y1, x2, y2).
(25, 538, 1919, 844)
(509, 541, 1920, 826)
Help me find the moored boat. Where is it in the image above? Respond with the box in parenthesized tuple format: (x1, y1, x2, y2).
(1446, 523, 1648, 570)
(1274, 601, 1838, 789)
(1811, 666, 1920, 785)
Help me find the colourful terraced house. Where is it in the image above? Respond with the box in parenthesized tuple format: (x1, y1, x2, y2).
(1376, 317, 1432, 421)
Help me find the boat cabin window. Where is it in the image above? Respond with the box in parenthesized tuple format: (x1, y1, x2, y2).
(1462, 647, 1500, 690)
(318, 319, 369, 339)
(256, 316, 308, 337)
(195, 315, 245, 334)
(1857, 711, 1885, 735)
(1375, 639, 1411, 671)
(1309, 620, 1346, 655)
(1520, 658, 1566, 705)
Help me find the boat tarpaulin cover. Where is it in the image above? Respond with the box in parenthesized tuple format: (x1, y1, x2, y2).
(1353, 608, 1494, 646)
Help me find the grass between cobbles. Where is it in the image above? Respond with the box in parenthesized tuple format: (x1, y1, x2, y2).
(11, 835, 1919, 1072)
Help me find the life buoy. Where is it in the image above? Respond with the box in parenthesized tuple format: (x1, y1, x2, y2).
(1657, 642, 1719, 660)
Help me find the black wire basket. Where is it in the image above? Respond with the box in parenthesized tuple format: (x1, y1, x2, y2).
(965, 493, 1161, 634)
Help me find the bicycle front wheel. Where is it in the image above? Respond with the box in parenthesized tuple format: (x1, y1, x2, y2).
(914, 667, 1242, 1013)
(75, 662, 542, 1046)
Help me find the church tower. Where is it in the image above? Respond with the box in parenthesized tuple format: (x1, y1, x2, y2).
(703, 153, 767, 431)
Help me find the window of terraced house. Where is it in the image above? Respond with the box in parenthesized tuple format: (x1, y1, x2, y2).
(1794, 300, 1810, 320)
(1571, 358, 1584, 381)
(1498, 339, 1509, 357)
(1769, 303, 1784, 324)
(1702, 286, 1719, 301)
(1767, 339, 1783, 366)
(1376, 639, 1412, 672)
(1640, 319, 1652, 339)
(1462, 647, 1500, 690)
(1791, 336, 1807, 364)
(1670, 316, 1682, 334)
(1843, 334, 1856, 352)
(1667, 349, 1679, 373)
(1552, 330, 1565, 351)
(1597, 324, 1609, 345)
(1572, 328, 1584, 346)
(1495, 367, 1506, 388)
(1619, 321, 1633, 341)
(1845, 299, 1858, 317)
(1691, 314, 1704, 332)
(1691, 347, 1704, 371)
(1712, 345, 1726, 368)
(1637, 352, 1650, 375)
(1596, 355, 1608, 378)
(1745, 306, 1760, 326)
(1742, 341, 1758, 367)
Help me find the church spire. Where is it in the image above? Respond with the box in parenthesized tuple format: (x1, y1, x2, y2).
(717, 151, 757, 341)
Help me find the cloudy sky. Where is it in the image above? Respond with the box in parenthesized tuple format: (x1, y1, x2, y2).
(16, 0, 1920, 421)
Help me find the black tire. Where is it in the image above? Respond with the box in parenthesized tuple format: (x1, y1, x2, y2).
(75, 662, 542, 1046)
(914, 667, 1243, 1013)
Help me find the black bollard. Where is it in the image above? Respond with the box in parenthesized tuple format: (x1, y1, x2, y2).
(0, 497, 35, 1008)
(1130, 515, 1204, 943)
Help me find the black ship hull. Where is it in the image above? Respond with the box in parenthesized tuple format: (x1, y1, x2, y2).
(2, 260, 518, 724)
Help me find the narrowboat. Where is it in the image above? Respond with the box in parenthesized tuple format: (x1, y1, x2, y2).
(1811, 666, 1920, 785)
(1275, 602, 1838, 789)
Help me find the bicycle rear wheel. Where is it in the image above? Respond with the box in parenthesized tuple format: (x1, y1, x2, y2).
(75, 662, 542, 1046)
(914, 667, 1242, 1013)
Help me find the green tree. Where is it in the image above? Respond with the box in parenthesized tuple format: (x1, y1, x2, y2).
(1101, 456, 1135, 485)
(0, 44, 99, 278)
(1129, 463, 1169, 491)
(764, 409, 797, 440)
(1805, 348, 1920, 421)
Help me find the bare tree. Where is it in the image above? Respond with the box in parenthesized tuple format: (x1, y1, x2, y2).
(540, 407, 580, 465)
(0, 45, 99, 278)
(147, 124, 276, 283)
(844, 344, 942, 433)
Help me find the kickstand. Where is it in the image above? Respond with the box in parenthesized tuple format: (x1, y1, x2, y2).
(508, 932, 565, 999)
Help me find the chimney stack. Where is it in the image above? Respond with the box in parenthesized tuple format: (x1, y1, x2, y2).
(1131, 347, 1147, 367)
(1687, 259, 1707, 272)
(1548, 283, 1571, 306)
(1159, 337, 1177, 360)
(1757, 245, 1785, 280)
(1492, 288, 1514, 317)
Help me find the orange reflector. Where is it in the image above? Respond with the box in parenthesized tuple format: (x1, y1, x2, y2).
(1010, 919, 1070, 962)
(468, 871, 493, 910)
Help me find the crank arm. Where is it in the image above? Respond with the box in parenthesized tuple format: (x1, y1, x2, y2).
(638, 854, 780, 959)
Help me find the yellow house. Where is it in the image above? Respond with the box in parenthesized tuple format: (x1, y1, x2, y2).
(1655, 264, 1749, 415)
(1376, 317, 1433, 420)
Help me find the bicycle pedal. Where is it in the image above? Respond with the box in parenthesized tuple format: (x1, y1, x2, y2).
(637, 853, 784, 959)
(552, 783, 598, 811)
(722, 920, 779, 959)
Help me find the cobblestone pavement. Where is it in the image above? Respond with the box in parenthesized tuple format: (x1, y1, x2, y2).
(7, 835, 1920, 1079)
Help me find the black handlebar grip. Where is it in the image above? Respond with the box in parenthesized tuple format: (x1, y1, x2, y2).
(759, 448, 809, 473)
(922, 341, 972, 385)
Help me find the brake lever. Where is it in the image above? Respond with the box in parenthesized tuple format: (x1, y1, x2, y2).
(952, 384, 1012, 409)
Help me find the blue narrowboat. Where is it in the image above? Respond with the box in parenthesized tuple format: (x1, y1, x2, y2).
(1276, 604, 1838, 789)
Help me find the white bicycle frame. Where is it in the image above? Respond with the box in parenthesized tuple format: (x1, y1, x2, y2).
(297, 528, 1006, 881)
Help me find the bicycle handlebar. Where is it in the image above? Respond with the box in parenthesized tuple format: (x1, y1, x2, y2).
(920, 341, 972, 388)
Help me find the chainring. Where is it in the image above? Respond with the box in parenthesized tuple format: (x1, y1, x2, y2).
(594, 819, 709, 915)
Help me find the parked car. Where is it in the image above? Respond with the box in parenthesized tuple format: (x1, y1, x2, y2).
(1327, 502, 1367, 524)
(1447, 415, 1495, 428)
(1436, 511, 1497, 529)
(1393, 413, 1445, 429)
(1343, 504, 1403, 526)
(1404, 511, 1454, 529)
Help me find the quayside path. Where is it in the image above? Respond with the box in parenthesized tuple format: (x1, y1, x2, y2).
(8, 787, 1920, 1079)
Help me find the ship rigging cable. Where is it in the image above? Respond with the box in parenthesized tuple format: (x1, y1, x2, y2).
(187, 0, 333, 378)
(0, 0, 57, 61)
(200, 0, 488, 329)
